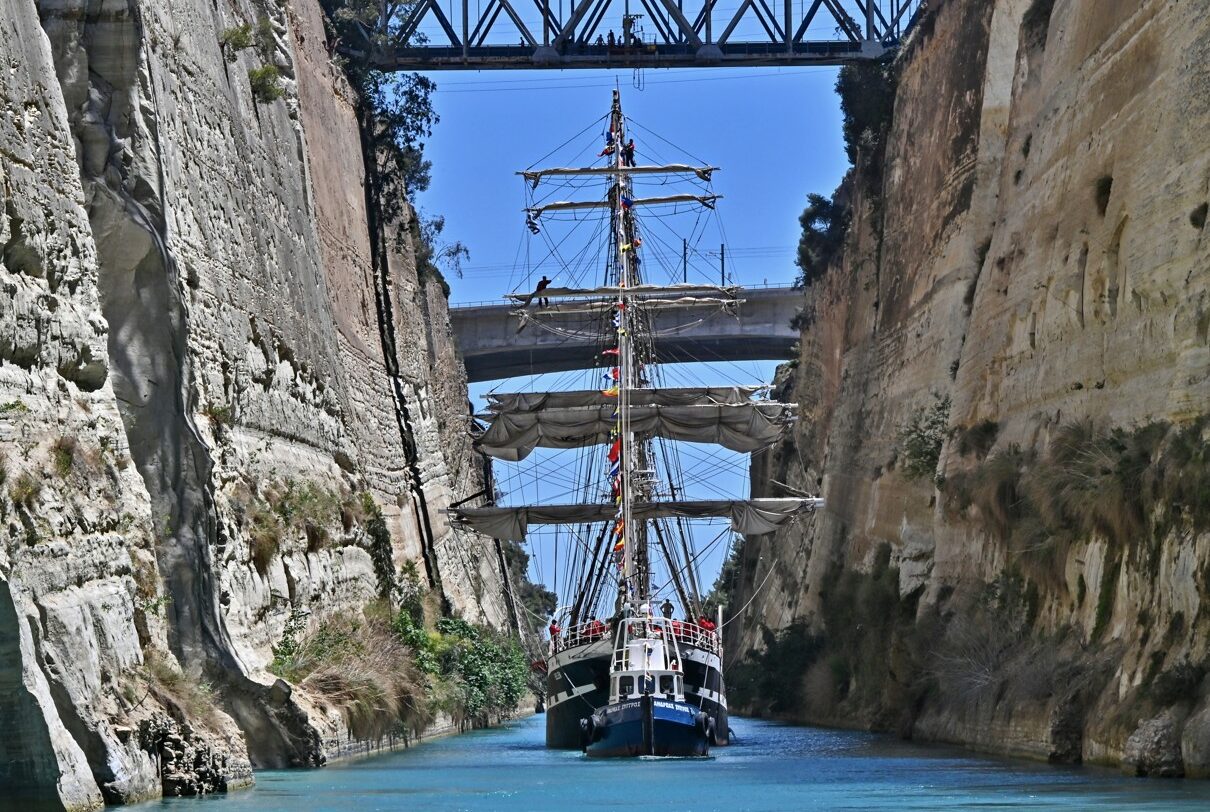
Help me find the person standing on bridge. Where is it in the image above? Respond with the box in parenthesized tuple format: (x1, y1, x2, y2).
(607, 30, 616, 47)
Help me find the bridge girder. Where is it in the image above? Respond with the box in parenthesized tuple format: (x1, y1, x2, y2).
(335, 0, 921, 71)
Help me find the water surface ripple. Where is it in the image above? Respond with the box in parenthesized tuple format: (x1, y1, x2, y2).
(140, 715, 1210, 810)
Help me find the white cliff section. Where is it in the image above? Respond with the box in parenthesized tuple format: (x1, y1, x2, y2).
(1, 0, 184, 806)
(1, 0, 519, 804)
(38, 0, 512, 676)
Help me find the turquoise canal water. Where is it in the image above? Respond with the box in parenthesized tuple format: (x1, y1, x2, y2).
(140, 714, 1210, 811)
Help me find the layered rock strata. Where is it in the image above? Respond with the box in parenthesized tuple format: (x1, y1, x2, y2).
(733, 0, 1210, 776)
(1, 0, 517, 807)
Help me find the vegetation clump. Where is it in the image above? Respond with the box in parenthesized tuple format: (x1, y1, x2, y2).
(321, 1, 467, 282)
(272, 603, 529, 736)
(219, 23, 254, 59)
(944, 416, 1210, 586)
(794, 191, 850, 288)
(51, 436, 77, 478)
(144, 651, 220, 728)
(500, 539, 556, 622)
(233, 477, 363, 573)
(202, 402, 234, 432)
(10, 472, 42, 508)
(248, 65, 284, 103)
(220, 15, 285, 104)
(360, 492, 397, 599)
(897, 394, 951, 482)
(954, 419, 999, 459)
(836, 55, 898, 198)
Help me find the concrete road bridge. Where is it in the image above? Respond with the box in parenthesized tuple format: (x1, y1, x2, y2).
(450, 284, 803, 382)
(334, 0, 922, 71)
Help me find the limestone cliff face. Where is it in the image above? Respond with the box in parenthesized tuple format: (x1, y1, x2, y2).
(1, 0, 517, 807)
(733, 0, 1210, 776)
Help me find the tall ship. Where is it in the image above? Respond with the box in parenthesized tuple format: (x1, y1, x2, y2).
(451, 91, 822, 757)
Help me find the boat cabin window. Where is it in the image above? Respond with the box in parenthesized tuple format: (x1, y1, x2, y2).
(659, 675, 674, 695)
(617, 676, 634, 697)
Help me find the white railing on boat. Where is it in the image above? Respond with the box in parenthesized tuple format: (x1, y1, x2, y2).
(553, 618, 720, 657)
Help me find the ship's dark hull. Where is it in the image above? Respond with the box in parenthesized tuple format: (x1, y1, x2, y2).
(680, 646, 730, 746)
(545, 638, 728, 749)
(585, 696, 708, 758)
(545, 639, 612, 749)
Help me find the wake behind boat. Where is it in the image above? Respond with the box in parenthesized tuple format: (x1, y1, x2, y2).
(451, 90, 822, 758)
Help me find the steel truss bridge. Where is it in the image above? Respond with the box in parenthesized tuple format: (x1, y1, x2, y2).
(337, 0, 922, 70)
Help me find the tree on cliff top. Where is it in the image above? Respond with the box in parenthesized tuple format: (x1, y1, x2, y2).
(322, 1, 468, 287)
(836, 56, 897, 198)
(794, 191, 850, 287)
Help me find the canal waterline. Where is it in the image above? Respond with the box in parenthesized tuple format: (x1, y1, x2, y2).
(137, 714, 1210, 810)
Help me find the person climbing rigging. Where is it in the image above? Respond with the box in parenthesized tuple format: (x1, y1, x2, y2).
(622, 138, 636, 167)
(535, 274, 552, 307)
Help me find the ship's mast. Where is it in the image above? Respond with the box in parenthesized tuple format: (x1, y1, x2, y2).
(452, 93, 824, 624)
(611, 90, 638, 608)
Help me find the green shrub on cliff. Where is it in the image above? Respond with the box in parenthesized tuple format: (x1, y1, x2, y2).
(897, 394, 951, 482)
(51, 436, 77, 478)
(248, 65, 284, 103)
(321, 1, 469, 284)
(794, 192, 850, 287)
(433, 617, 529, 725)
(836, 55, 898, 197)
(219, 24, 254, 61)
(943, 416, 1210, 587)
(500, 538, 557, 623)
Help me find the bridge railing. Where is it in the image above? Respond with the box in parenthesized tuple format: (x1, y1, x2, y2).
(449, 281, 800, 309)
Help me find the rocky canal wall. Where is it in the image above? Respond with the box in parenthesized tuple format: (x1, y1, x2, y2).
(0, 0, 519, 807)
(731, 0, 1210, 777)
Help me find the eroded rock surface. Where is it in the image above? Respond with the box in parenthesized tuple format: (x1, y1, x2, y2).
(2, 0, 518, 806)
(733, 0, 1210, 775)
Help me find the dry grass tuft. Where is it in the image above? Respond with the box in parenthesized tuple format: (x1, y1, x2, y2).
(51, 436, 77, 478)
(144, 650, 220, 728)
(10, 472, 42, 508)
(274, 613, 432, 739)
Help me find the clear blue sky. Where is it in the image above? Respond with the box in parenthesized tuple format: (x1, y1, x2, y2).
(419, 67, 846, 301)
(415, 68, 849, 615)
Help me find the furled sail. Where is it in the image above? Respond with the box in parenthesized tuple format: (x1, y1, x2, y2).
(451, 498, 824, 542)
(475, 402, 796, 461)
(519, 165, 718, 186)
(484, 386, 768, 412)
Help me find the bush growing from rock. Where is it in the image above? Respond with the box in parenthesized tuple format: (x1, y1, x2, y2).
(248, 65, 284, 103)
(10, 472, 42, 508)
